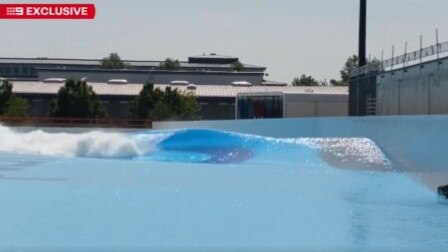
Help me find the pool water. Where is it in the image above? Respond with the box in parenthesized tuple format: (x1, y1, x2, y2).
(0, 125, 447, 251)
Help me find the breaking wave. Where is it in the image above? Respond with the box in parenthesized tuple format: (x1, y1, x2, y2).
(0, 126, 392, 168)
(0, 125, 167, 159)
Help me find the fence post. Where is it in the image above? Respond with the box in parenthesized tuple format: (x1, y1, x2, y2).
(436, 29, 440, 61)
(391, 45, 395, 71)
(403, 42, 407, 79)
(436, 29, 441, 71)
(419, 35, 423, 75)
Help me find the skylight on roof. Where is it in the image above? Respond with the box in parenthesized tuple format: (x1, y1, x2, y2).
(231, 81, 252, 87)
(107, 79, 128, 84)
(170, 80, 190, 85)
(43, 78, 66, 83)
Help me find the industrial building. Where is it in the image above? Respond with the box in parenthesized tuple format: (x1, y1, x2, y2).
(1, 54, 348, 120)
(11, 81, 348, 120)
(1, 54, 268, 89)
(0, 54, 266, 81)
(35, 68, 266, 86)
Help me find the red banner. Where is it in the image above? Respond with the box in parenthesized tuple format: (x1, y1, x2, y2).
(0, 4, 95, 19)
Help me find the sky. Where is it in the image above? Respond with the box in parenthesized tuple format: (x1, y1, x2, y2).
(1, 0, 448, 83)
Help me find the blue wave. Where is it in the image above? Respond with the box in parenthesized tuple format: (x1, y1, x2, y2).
(139, 129, 392, 169)
(154, 129, 262, 164)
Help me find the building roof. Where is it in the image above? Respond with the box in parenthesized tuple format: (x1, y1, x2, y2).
(188, 54, 239, 64)
(12, 81, 348, 98)
(36, 67, 265, 75)
(189, 54, 237, 59)
(0, 57, 266, 70)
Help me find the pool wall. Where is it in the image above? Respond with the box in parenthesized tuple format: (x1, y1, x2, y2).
(155, 115, 448, 189)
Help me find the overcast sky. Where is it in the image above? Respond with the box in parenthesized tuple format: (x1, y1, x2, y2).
(1, 0, 447, 82)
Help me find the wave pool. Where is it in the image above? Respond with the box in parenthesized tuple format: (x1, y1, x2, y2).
(0, 117, 447, 251)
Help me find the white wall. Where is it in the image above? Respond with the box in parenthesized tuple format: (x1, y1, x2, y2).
(284, 94, 348, 118)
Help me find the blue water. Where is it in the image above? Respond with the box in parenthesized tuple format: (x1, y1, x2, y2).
(0, 126, 447, 251)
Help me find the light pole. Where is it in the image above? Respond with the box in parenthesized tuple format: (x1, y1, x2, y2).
(359, 0, 367, 67)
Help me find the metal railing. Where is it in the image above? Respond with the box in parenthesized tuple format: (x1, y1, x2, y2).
(351, 41, 448, 76)
(0, 116, 152, 128)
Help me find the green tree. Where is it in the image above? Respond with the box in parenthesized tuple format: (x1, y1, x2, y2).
(130, 82, 199, 120)
(159, 58, 181, 70)
(49, 79, 106, 118)
(330, 79, 345, 87)
(129, 83, 157, 119)
(100, 53, 130, 69)
(0, 79, 29, 117)
(179, 92, 199, 120)
(336, 55, 381, 86)
(150, 101, 172, 121)
(4, 96, 28, 117)
(230, 61, 245, 72)
(0, 79, 13, 115)
(340, 55, 359, 84)
(292, 74, 319, 86)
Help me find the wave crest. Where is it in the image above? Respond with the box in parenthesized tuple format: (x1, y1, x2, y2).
(0, 126, 162, 159)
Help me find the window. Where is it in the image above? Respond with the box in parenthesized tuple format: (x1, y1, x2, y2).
(237, 95, 284, 119)
(5, 67, 11, 75)
(22, 66, 29, 75)
(13, 67, 19, 75)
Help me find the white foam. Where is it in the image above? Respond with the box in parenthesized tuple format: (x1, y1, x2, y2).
(0, 125, 167, 159)
(297, 138, 393, 170)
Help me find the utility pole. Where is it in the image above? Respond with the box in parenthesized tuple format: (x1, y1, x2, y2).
(359, 0, 367, 67)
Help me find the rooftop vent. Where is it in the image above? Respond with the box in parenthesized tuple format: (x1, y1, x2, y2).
(170, 80, 189, 86)
(231, 81, 252, 87)
(43, 78, 66, 83)
(186, 84, 197, 90)
(107, 79, 128, 84)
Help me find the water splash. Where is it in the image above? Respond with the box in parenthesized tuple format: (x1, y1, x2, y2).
(0, 125, 166, 159)
(0, 126, 392, 168)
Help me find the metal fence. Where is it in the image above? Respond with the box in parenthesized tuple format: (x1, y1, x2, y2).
(351, 41, 448, 76)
